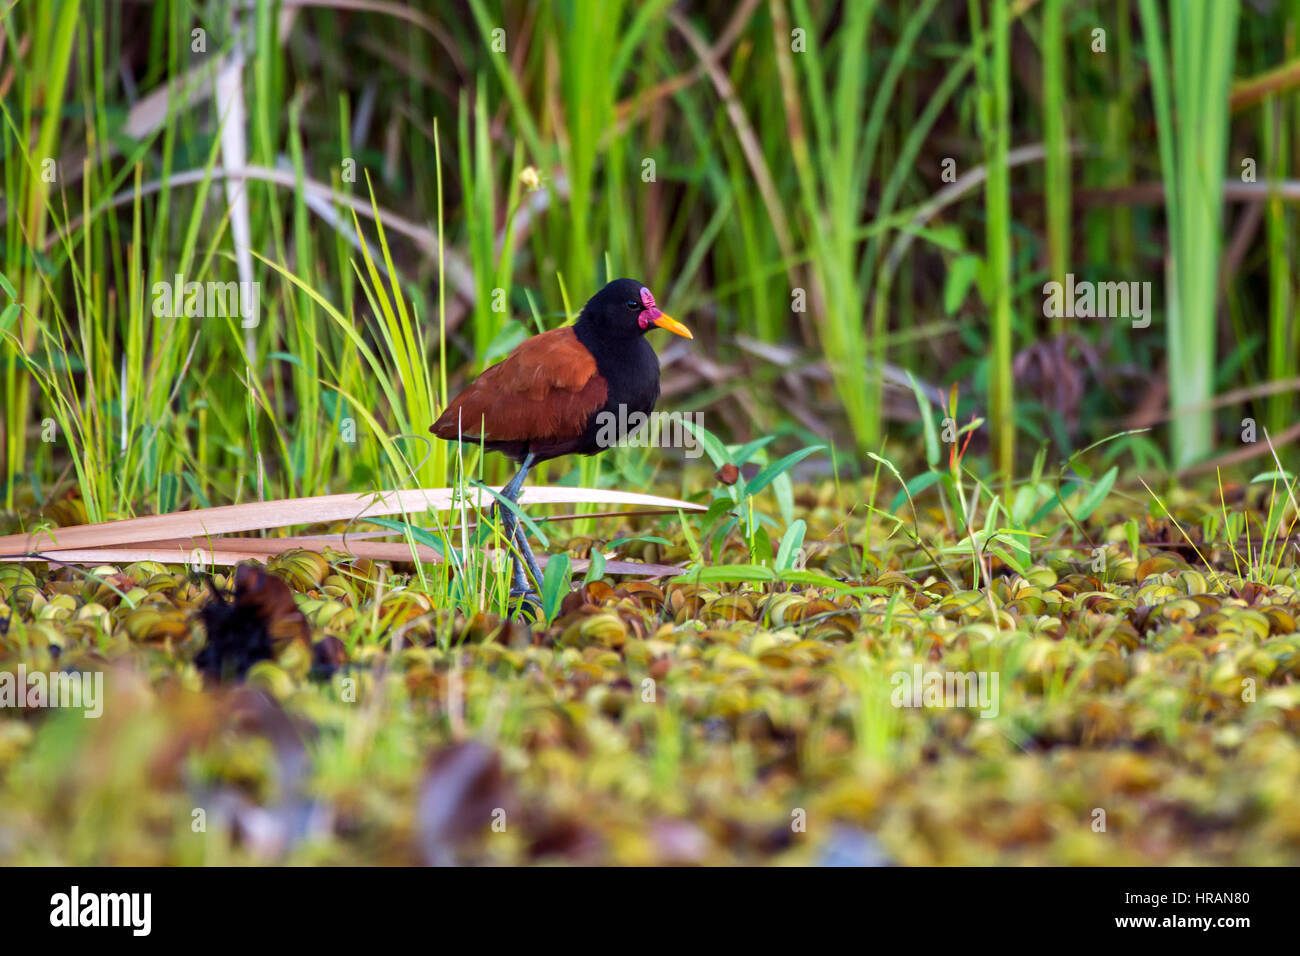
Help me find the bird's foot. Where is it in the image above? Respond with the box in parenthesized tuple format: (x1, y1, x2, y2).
(507, 588, 542, 622)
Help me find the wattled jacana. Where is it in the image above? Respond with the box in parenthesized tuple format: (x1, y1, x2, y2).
(430, 278, 692, 599)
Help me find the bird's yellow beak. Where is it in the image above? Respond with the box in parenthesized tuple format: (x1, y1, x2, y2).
(653, 313, 693, 339)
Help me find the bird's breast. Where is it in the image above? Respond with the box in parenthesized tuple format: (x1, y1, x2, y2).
(594, 340, 660, 417)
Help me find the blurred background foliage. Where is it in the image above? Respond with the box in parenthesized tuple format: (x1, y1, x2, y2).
(0, 0, 1295, 519)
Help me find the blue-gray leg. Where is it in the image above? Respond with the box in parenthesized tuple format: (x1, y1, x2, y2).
(513, 520, 546, 591)
(497, 452, 539, 602)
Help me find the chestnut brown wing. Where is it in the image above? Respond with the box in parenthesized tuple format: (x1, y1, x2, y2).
(430, 326, 607, 443)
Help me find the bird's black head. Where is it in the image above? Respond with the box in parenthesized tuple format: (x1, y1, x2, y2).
(576, 278, 692, 340)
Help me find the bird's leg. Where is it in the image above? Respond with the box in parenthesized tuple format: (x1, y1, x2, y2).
(495, 451, 532, 547)
(507, 532, 531, 596)
(496, 452, 537, 600)
(513, 519, 546, 592)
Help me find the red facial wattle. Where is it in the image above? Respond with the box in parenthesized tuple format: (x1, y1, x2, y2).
(637, 286, 693, 338)
(637, 287, 660, 330)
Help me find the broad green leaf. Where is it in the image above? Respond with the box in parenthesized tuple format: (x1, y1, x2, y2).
(181, 471, 212, 510)
(910, 222, 965, 253)
(1073, 465, 1118, 522)
(158, 473, 180, 514)
(731, 435, 777, 466)
(681, 420, 730, 470)
(1030, 482, 1079, 525)
(541, 552, 571, 622)
(775, 519, 806, 571)
(775, 570, 867, 591)
(700, 497, 735, 538)
(1124, 518, 1140, 559)
(671, 564, 775, 585)
(907, 370, 940, 467)
(943, 254, 981, 314)
(711, 516, 738, 563)
(267, 351, 305, 367)
(608, 535, 673, 549)
(889, 469, 943, 514)
(773, 470, 795, 526)
(1010, 481, 1042, 526)
(751, 525, 773, 567)
(582, 549, 607, 585)
(988, 544, 1026, 576)
(1250, 470, 1296, 484)
(746, 445, 825, 499)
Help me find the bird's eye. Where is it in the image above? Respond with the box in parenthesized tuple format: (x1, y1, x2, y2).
(626, 300, 640, 311)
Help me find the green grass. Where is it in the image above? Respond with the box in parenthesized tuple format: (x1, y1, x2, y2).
(1041, 0, 1069, 340)
(1140, 0, 1241, 469)
(969, 0, 1015, 480)
(4, 1, 1297, 510)
(2, 0, 1300, 869)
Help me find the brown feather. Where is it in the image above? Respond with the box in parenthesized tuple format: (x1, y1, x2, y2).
(431, 326, 607, 444)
